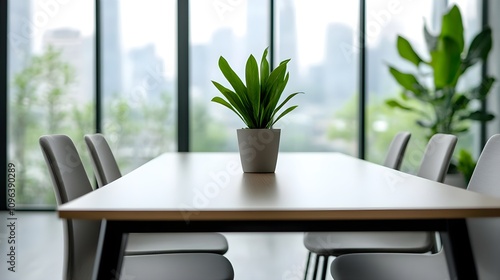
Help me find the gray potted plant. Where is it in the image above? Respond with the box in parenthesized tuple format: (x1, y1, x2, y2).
(211, 47, 302, 172)
(385, 4, 495, 184)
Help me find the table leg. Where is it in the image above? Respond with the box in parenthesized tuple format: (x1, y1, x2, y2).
(441, 219, 477, 280)
(92, 220, 128, 280)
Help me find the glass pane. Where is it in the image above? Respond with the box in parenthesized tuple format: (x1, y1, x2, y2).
(101, 0, 177, 174)
(190, 0, 269, 151)
(275, 0, 359, 154)
(7, 0, 95, 208)
(449, 0, 482, 159)
(365, 0, 435, 172)
(365, 1, 481, 175)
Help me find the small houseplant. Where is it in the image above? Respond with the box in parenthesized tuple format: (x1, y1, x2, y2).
(385, 5, 495, 183)
(211, 47, 302, 172)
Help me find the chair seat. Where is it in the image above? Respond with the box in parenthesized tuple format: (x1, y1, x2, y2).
(303, 231, 433, 255)
(126, 233, 229, 255)
(122, 253, 234, 280)
(331, 249, 449, 280)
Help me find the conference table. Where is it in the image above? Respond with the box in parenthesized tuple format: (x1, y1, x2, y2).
(57, 152, 500, 280)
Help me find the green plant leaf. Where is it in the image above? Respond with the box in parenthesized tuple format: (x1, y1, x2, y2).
(211, 48, 302, 128)
(212, 81, 253, 126)
(217, 57, 254, 123)
(245, 54, 260, 121)
(273, 73, 289, 103)
(271, 91, 303, 121)
(270, 105, 298, 127)
(452, 94, 469, 111)
(385, 99, 412, 111)
(461, 111, 495, 122)
(463, 27, 492, 71)
(259, 71, 290, 126)
(411, 83, 431, 100)
(388, 66, 422, 94)
(211, 96, 247, 125)
(218, 56, 247, 98)
(265, 59, 290, 94)
(260, 48, 270, 91)
(385, 99, 428, 116)
(384, 5, 496, 145)
(397, 36, 423, 66)
(452, 126, 469, 134)
(263, 61, 289, 115)
(400, 91, 410, 101)
(441, 4, 464, 53)
(430, 36, 461, 88)
(470, 76, 495, 100)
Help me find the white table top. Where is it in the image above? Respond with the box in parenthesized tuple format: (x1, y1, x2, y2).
(58, 152, 500, 221)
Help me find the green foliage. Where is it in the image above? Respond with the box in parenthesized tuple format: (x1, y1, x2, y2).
(329, 94, 430, 173)
(211, 47, 303, 129)
(456, 148, 476, 184)
(139, 91, 175, 154)
(191, 101, 231, 151)
(10, 45, 177, 206)
(386, 4, 495, 141)
(104, 91, 175, 171)
(10, 45, 82, 205)
(385, 5, 496, 181)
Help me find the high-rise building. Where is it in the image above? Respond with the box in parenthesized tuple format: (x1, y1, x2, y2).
(245, 0, 268, 56)
(101, 0, 123, 100)
(277, 0, 298, 77)
(127, 44, 166, 103)
(324, 23, 356, 104)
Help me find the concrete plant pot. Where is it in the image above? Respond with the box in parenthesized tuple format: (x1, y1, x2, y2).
(237, 128, 281, 173)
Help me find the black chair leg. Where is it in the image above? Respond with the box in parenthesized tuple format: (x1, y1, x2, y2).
(320, 256, 330, 280)
(311, 254, 320, 280)
(304, 251, 312, 280)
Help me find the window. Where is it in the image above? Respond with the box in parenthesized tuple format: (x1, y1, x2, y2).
(275, 0, 359, 153)
(101, 0, 177, 174)
(365, 0, 482, 173)
(449, 0, 482, 159)
(7, 0, 95, 207)
(365, 0, 435, 171)
(189, 0, 269, 151)
(2, 1, 489, 209)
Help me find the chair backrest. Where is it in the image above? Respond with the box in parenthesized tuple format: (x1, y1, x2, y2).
(84, 133, 122, 187)
(40, 135, 100, 280)
(383, 132, 411, 170)
(466, 134, 500, 280)
(416, 133, 457, 183)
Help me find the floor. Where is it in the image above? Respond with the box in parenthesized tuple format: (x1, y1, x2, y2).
(0, 211, 332, 280)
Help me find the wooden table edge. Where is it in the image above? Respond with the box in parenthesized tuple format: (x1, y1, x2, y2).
(58, 208, 500, 221)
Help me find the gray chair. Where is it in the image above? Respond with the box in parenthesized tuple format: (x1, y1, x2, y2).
(303, 133, 457, 280)
(416, 133, 459, 182)
(331, 134, 500, 280)
(40, 134, 234, 280)
(84, 133, 229, 255)
(382, 131, 411, 170)
(302, 131, 410, 279)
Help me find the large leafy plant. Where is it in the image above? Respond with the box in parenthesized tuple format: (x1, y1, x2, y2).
(211, 48, 302, 129)
(385, 5, 495, 182)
